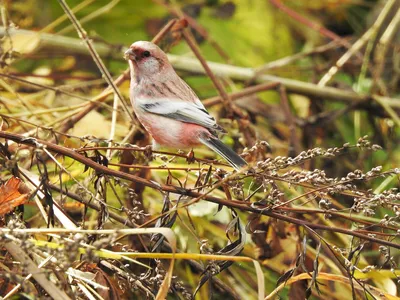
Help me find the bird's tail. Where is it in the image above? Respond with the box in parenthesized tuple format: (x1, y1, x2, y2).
(199, 136, 247, 171)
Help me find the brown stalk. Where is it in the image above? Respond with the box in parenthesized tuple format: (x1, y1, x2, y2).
(109, 162, 203, 171)
(269, 0, 361, 59)
(49, 183, 136, 227)
(182, 29, 236, 116)
(57, 0, 132, 121)
(281, 207, 399, 233)
(4, 242, 72, 300)
(182, 27, 256, 145)
(278, 85, 301, 156)
(0, 73, 113, 110)
(1, 130, 400, 250)
(203, 82, 280, 107)
(76, 146, 229, 167)
(152, 0, 231, 62)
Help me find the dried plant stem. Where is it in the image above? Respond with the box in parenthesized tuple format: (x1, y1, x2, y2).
(94, 91, 120, 219)
(4, 242, 71, 300)
(57, 0, 121, 35)
(1, 131, 400, 250)
(151, 18, 177, 45)
(279, 85, 301, 155)
(269, 0, 359, 56)
(265, 272, 391, 300)
(282, 207, 398, 233)
(0, 73, 113, 110)
(40, 0, 95, 33)
(203, 82, 280, 107)
(373, 95, 400, 127)
(182, 29, 235, 115)
(153, 0, 230, 62)
(109, 162, 203, 171)
(56, 0, 132, 121)
(76, 147, 229, 166)
(166, 54, 400, 108)
(373, 8, 400, 87)
(49, 183, 136, 227)
(255, 40, 340, 73)
(3, 28, 400, 108)
(2, 256, 54, 300)
(318, 0, 398, 86)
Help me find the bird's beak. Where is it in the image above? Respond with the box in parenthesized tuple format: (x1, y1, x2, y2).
(124, 48, 136, 61)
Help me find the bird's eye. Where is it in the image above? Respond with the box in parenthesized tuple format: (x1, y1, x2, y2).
(143, 51, 150, 57)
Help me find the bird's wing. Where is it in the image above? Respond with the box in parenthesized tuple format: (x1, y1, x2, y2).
(137, 98, 226, 134)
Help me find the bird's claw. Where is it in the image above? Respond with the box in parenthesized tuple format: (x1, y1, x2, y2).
(143, 145, 153, 157)
(186, 149, 195, 164)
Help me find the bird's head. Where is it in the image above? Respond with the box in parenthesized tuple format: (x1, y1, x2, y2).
(124, 41, 169, 79)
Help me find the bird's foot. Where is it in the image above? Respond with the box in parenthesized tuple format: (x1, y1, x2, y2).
(186, 149, 196, 164)
(144, 144, 153, 157)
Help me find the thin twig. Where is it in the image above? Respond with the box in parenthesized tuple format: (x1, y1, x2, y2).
(318, 0, 398, 86)
(203, 82, 280, 107)
(76, 146, 230, 166)
(48, 183, 136, 227)
(278, 85, 301, 156)
(152, 0, 231, 62)
(254, 39, 340, 74)
(151, 18, 178, 45)
(4, 242, 72, 300)
(0, 73, 114, 111)
(1, 131, 400, 250)
(109, 162, 203, 171)
(57, 0, 133, 121)
(182, 29, 235, 116)
(57, 0, 121, 35)
(269, 0, 360, 57)
(3, 28, 400, 108)
(373, 8, 400, 90)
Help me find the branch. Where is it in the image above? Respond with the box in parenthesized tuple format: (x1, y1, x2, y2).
(56, 0, 133, 121)
(3, 27, 400, 108)
(48, 183, 136, 228)
(4, 241, 72, 300)
(1, 130, 400, 250)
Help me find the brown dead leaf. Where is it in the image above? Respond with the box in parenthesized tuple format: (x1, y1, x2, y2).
(0, 177, 30, 215)
(80, 263, 122, 300)
(94, 268, 122, 300)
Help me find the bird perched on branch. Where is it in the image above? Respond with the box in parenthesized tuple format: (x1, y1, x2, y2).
(124, 41, 247, 171)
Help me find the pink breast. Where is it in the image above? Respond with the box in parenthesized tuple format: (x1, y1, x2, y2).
(137, 113, 207, 149)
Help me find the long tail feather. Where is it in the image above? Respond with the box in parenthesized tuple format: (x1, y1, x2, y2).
(199, 136, 247, 171)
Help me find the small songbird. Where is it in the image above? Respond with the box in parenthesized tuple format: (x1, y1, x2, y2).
(124, 41, 247, 171)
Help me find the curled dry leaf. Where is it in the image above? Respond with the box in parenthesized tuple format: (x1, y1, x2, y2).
(0, 177, 30, 215)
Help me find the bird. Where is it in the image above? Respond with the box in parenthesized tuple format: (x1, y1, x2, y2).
(124, 41, 247, 171)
